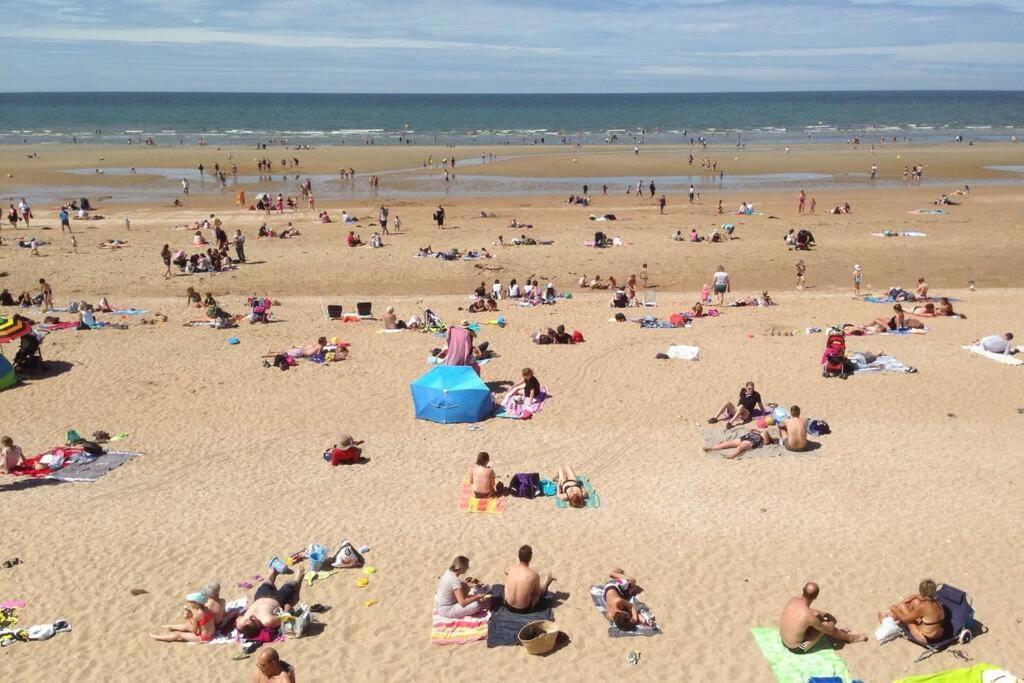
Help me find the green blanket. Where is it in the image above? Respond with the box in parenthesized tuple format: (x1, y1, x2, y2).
(895, 663, 1002, 683)
(554, 475, 600, 508)
(751, 628, 850, 682)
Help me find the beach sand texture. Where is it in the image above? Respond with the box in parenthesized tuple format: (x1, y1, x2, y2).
(2, 143, 1024, 681)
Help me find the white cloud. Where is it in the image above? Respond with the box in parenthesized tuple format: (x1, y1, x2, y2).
(700, 41, 1024, 64)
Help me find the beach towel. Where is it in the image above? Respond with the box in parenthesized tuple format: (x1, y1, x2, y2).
(589, 583, 661, 637)
(497, 389, 548, 419)
(871, 231, 928, 238)
(666, 344, 699, 360)
(47, 450, 142, 482)
(3, 446, 85, 477)
(36, 321, 79, 332)
(895, 663, 1009, 683)
(443, 326, 475, 367)
(751, 627, 851, 683)
(486, 585, 554, 647)
(430, 610, 490, 646)
(963, 345, 1024, 366)
(909, 208, 947, 215)
(554, 475, 600, 508)
(458, 480, 506, 514)
(110, 309, 147, 315)
(850, 354, 917, 374)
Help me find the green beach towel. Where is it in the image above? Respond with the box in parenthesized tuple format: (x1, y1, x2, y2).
(895, 663, 1003, 683)
(554, 475, 600, 509)
(751, 628, 850, 683)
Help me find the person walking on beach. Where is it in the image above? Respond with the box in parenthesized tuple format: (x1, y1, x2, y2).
(59, 206, 71, 234)
(602, 184, 608, 196)
(853, 264, 862, 296)
(689, 184, 695, 204)
(181, 178, 189, 195)
(797, 190, 806, 214)
(234, 230, 246, 263)
(809, 197, 816, 215)
(649, 181, 656, 198)
(711, 266, 730, 306)
(161, 244, 172, 278)
(870, 163, 878, 180)
(379, 205, 389, 235)
(434, 205, 446, 229)
(39, 278, 53, 312)
(658, 195, 666, 214)
(795, 260, 806, 290)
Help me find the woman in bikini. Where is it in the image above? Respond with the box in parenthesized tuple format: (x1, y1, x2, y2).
(149, 593, 217, 643)
(554, 463, 588, 508)
(883, 578, 945, 643)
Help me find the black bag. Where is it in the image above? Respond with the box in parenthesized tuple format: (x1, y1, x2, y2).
(509, 473, 541, 499)
(80, 441, 106, 456)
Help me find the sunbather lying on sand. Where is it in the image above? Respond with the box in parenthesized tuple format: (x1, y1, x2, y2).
(878, 578, 945, 643)
(602, 569, 652, 631)
(149, 592, 217, 642)
(435, 555, 492, 618)
(268, 337, 328, 358)
(703, 427, 775, 459)
(504, 545, 556, 613)
(236, 562, 306, 638)
(780, 582, 866, 653)
(554, 463, 588, 508)
(708, 382, 765, 428)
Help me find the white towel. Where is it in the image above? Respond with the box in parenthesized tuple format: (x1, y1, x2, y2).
(666, 345, 700, 361)
(874, 616, 902, 643)
(963, 345, 1024, 366)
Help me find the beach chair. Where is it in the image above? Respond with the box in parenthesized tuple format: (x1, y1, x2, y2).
(642, 290, 657, 307)
(898, 584, 977, 662)
(356, 302, 373, 318)
(326, 304, 343, 319)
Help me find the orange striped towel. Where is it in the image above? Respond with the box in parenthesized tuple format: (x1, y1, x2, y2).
(430, 609, 489, 645)
(458, 480, 506, 514)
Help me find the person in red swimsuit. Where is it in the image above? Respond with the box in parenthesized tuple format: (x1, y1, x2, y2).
(149, 592, 218, 642)
(327, 435, 364, 466)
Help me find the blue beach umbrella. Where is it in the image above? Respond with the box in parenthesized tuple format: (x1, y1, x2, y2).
(410, 365, 493, 424)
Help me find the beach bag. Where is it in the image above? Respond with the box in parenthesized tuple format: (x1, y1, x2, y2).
(808, 419, 831, 436)
(571, 330, 584, 343)
(80, 441, 106, 456)
(510, 473, 541, 499)
(539, 479, 557, 497)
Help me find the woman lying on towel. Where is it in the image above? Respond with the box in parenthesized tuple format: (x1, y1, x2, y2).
(703, 427, 776, 459)
(881, 578, 945, 643)
(554, 464, 588, 508)
(267, 337, 348, 361)
(435, 556, 492, 619)
(602, 569, 653, 631)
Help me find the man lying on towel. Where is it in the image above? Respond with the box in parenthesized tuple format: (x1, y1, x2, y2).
(779, 581, 867, 653)
(504, 545, 556, 613)
(602, 569, 654, 631)
(236, 562, 305, 638)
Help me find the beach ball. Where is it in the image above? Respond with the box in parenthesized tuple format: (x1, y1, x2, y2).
(772, 406, 789, 423)
(764, 416, 776, 426)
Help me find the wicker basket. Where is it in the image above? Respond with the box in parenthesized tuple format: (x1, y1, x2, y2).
(518, 620, 560, 655)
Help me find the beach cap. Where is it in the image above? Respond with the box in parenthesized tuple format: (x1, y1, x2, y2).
(854, 264, 862, 271)
(459, 319, 470, 328)
(338, 434, 354, 448)
(185, 591, 207, 604)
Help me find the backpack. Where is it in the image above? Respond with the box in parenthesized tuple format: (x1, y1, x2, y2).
(808, 419, 831, 436)
(80, 441, 106, 456)
(509, 473, 541, 499)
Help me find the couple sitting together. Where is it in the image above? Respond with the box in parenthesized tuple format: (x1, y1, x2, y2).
(469, 454, 588, 507)
(435, 545, 555, 618)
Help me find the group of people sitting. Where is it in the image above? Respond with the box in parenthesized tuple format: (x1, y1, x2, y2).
(784, 228, 816, 250)
(673, 225, 735, 243)
(844, 303, 929, 335)
(531, 324, 582, 345)
(472, 278, 557, 308)
(257, 223, 301, 239)
(416, 246, 492, 260)
(704, 383, 812, 458)
(827, 202, 853, 214)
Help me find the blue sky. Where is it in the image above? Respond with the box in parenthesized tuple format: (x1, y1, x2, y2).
(7, 0, 1024, 92)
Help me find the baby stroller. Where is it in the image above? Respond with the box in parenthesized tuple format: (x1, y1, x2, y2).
(821, 328, 848, 378)
(898, 584, 978, 662)
(248, 297, 272, 324)
(14, 332, 44, 372)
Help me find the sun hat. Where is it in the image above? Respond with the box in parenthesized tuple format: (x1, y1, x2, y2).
(185, 591, 207, 604)
(338, 435, 354, 448)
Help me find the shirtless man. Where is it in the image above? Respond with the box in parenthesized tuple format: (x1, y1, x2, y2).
(602, 569, 650, 631)
(38, 278, 53, 312)
(779, 582, 866, 653)
(778, 405, 809, 452)
(468, 451, 498, 497)
(915, 277, 929, 299)
(504, 545, 555, 612)
(251, 647, 296, 683)
(236, 563, 306, 638)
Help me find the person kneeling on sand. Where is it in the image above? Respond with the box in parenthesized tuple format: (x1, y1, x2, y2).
(252, 646, 296, 683)
(235, 562, 306, 639)
(778, 405, 809, 452)
(435, 555, 492, 618)
(703, 427, 775, 459)
(469, 451, 500, 497)
(504, 545, 556, 613)
(780, 582, 867, 653)
(149, 591, 217, 643)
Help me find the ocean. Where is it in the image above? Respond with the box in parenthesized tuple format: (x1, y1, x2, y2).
(2, 91, 1023, 146)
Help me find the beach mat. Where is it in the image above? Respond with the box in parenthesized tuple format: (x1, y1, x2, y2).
(589, 584, 661, 637)
(554, 475, 601, 508)
(486, 585, 554, 647)
(430, 610, 490, 646)
(963, 345, 1024, 366)
(703, 430, 821, 460)
(48, 450, 142, 482)
(751, 627, 851, 682)
(458, 480, 506, 514)
(895, 663, 1007, 683)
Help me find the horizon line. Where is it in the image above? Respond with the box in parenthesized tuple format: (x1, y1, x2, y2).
(6, 89, 1024, 96)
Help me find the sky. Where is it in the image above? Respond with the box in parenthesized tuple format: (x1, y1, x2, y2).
(6, 0, 1024, 92)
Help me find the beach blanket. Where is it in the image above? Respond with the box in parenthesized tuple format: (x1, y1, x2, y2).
(554, 475, 600, 508)
(666, 344, 699, 360)
(871, 231, 928, 237)
(486, 585, 554, 648)
(588, 583, 661, 637)
(751, 627, 851, 683)
(3, 447, 141, 482)
(430, 610, 490, 646)
(37, 321, 79, 332)
(850, 354, 917, 374)
(895, 663, 1010, 683)
(458, 480, 506, 514)
(496, 389, 548, 419)
(909, 208, 947, 215)
(110, 309, 147, 315)
(963, 345, 1024, 366)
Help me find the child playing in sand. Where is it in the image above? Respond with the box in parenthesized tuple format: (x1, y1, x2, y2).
(1, 436, 25, 474)
(853, 264, 862, 296)
(795, 260, 806, 289)
(325, 434, 364, 466)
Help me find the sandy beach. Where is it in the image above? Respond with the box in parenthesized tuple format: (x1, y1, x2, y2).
(2, 141, 1024, 682)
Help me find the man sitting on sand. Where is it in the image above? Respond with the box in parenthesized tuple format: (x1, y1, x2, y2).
(252, 646, 296, 683)
(469, 451, 499, 498)
(703, 427, 775, 459)
(778, 405, 809, 452)
(780, 582, 867, 653)
(236, 561, 306, 638)
(504, 545, 556, 613)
